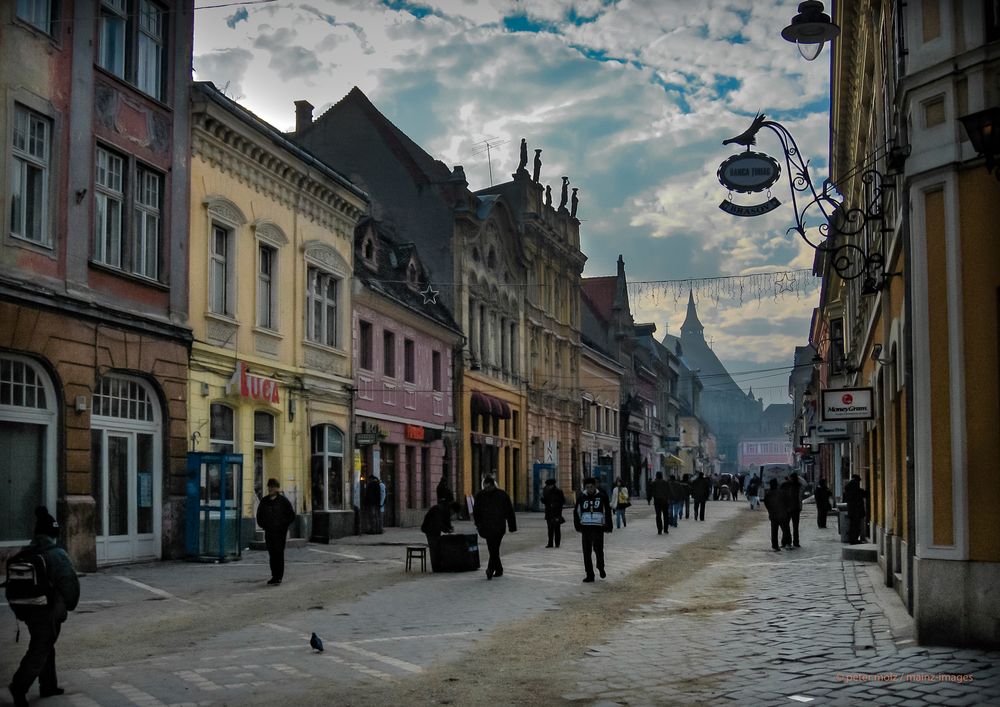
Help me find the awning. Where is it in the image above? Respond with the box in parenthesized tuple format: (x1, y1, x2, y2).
(665, 454, 686, 467)
(471, 390, 512, 419)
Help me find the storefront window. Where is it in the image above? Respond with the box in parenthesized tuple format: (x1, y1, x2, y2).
(311, 424, 343, 511)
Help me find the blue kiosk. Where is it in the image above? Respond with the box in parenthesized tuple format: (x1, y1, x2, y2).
(185, 452, 244, 562)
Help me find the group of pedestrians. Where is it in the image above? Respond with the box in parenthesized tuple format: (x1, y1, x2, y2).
(762, 472, 805, 551)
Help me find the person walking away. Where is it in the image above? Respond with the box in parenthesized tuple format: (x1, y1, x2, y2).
(780, 473, 804, 547)
(574, 477, 612, 582)
(257, 478, 296, 585)
(420, 498, 454, 572)
(610, 478, 630, 529)
(747, 474, 761, 510)
(729, 475, 740, 502)
(7, 507, 80, 707)
(649, 472, 671, 535)
(813, 478, 832, 528)
(667, 474, 684, 527)
(844, 474, 865, 544)
(691, 471, 711, 521)
(681, 474, 692, 519)
(473, 476, 517, 579)
(364, 476, 381, 534)
(378, 477, 387, 531)
(541, 478, 566, 548)
(763, 479, 789, 551)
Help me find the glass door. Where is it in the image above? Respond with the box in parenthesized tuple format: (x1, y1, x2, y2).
(95, 430, 158, 564)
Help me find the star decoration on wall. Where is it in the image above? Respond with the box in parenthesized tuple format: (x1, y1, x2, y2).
(774, 272, 796, 294)
(420, 284, 439, 305)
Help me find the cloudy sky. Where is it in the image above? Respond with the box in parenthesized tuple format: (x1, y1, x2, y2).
(193, 0, 831, 406)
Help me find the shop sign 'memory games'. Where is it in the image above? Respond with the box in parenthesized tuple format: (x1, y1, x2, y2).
(821, 388, 874, 421)
(717, 151, 782, 217)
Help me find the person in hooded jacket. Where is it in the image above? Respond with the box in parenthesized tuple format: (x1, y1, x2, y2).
(8, 507, 80, 707)
(541, 478, 566, 548)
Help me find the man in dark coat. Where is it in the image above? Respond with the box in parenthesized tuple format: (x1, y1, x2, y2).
(780, 472, 804, 547)
(256, 478, 296, 585)
(648, 471, 671, 535)
(541, 478, 566, 548)
(473, 476, 517, 579)
(813, 478, 832, 528)
(8, 507, 80, 707)
(764, 478, 790, 551)
(573, 477, 613, 582)
(691, 471, 711, 521)
(421, 499, 454, 572)
(364, 476, 383, 534)
(844, 474, 866, 544)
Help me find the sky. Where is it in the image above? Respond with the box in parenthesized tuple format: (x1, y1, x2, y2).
(192, 0, 832, 407)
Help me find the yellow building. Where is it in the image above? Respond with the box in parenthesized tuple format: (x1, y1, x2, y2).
(827, 2, 1000, 646)
(188, 83, 367, 541)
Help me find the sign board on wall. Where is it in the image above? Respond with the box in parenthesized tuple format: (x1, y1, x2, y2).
(821, 388, 874, 421)
(227, 361, 280, 404)
(816, 421, 850, 438)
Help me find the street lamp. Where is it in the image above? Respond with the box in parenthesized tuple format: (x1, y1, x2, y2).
(781, 1, 841, 61)
(959, 107, 1000, 179)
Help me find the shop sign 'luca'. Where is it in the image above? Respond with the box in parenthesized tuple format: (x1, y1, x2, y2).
(717, 151, 782, 216)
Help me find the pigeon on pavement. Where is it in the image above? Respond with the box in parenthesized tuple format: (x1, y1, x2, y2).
(310, 632, 324, 652)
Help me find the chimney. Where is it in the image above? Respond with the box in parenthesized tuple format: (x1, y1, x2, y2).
(294, 100, 314, 134)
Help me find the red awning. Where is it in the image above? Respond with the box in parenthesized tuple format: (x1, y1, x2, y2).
(471, 390, 512, 419)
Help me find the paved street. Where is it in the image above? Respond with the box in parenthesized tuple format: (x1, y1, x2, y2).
(3, 500, 998, 706)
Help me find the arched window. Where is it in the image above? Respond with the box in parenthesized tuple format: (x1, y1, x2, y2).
(311, 425, 344, 511)
(0, 355, 56, 544)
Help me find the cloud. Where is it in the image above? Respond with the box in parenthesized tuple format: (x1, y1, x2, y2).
(192, 47, 254, 98)
(226, 8, 249, 29)
(253, 27, 324, 79)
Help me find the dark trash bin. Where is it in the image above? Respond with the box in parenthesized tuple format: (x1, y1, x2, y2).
(435, 533, 480, 572)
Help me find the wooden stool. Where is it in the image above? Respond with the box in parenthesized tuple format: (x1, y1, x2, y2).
(405, 545, 427, 573)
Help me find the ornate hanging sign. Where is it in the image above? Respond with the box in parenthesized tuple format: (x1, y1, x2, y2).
(719, 197, 782, 217)
(717, 151, 781, 193)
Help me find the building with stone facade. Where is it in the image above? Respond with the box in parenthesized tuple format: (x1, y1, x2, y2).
(188, 82, 367, 544)
(815, 0, 1000, 647)
(0, 1, 194, 570)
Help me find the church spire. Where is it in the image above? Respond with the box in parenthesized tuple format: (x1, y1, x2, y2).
(680, 290, 704, 337)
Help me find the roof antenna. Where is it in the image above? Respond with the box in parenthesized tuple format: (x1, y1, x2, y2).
(470, 136, 510, 186)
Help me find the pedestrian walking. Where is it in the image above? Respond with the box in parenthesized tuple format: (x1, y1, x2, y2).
(681, 473, 692, 519)
(473, 475, 517, 579)
(844, 474, 865, 544)
(541, 478, 566, 548)
(610, 478, 630, 528)
(256, 478, 296, 585)
(691, 471, 711, 521)
(7, 507, 80, 707)
(747, 475, 761, 510)
(763, 478, 790, 551)
(667, 474, 684, 527)
(813, 478, 832, 528)
(573, 477, 612, 582)
(420, 498, 454, 572)
(780, 473, 804, 547)
(648, 471, 671, 534)
(378, 477, 387, 530)
(364, 476, 382, 534)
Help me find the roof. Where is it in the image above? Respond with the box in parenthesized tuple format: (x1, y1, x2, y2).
(580, 276, 616, 322)
(680, 290, 704, 335)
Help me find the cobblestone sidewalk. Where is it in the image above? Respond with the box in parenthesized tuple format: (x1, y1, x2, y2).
(566, 506, 1000, 706)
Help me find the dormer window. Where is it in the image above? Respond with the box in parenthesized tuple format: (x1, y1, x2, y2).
(407, 261, 418, 289)
(361, 236, 376, 269)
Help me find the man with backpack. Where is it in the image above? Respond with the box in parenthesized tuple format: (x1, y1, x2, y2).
(7, 507, 80, 707)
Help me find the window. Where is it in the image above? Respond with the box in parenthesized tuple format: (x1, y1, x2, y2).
(257, 244, 276, 329)
(10, 105, 50, 245)
(404, 338, 415, 383)
(306, 266, 339, 347)
(93, 376, 154, 420)
(383, 330, 396, 377)
(99, 0, 166, 102)
(209, 403, 234, 453)
(93, 146, 163, 279)
(209, 224, 233, 316)
(359, 320, 373, 370)
(311, 425, 343, 511)
(432, 350, 441, 391)
(16, 0, 54, 34)
(253, 411, 275, 500)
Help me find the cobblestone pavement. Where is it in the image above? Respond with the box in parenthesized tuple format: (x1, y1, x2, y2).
(567, 505, 1000, 707)
(3, 500, 998, 706)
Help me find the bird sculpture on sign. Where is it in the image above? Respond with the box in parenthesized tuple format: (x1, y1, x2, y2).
(722, 112, 767, 148)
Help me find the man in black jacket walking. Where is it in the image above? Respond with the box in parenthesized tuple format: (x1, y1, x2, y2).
(574, 477, 613, 582)
(541, 478, 566, 548)
(691, 471, 711, 521)
(473, 476, 517, 579)
(256, 478, 296, 585)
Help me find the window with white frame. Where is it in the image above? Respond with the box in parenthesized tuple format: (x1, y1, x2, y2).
(99, 0, 166, 102)
(253, 411, 274, 499)
(257, 244, 276, 329)
(209, 224, 234, 316)
(16, 0, 55, 34)
(306, 266, 339, 347)
(93, 145, 163, 279)
(10, 104, 51, 245)
(311, 424, 343, 511)
(209, 403, 235, 453)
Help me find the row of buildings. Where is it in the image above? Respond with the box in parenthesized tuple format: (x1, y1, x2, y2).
(2, 1, 778, 572)
(786, 1, 999, 648)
